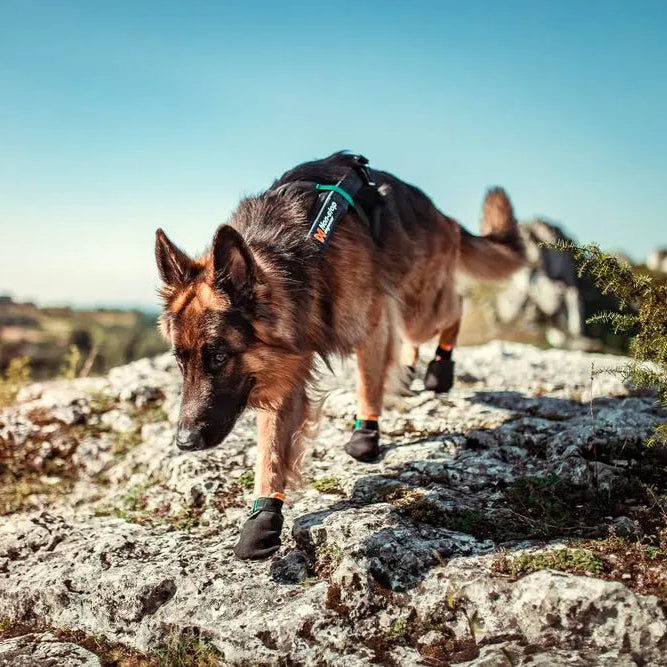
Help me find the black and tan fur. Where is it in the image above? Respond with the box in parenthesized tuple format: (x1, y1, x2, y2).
(155, 151, 525, 556)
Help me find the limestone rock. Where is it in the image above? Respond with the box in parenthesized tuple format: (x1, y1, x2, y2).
(470, 220, 629, 350)
(647, 248, 667, 274)
(0, 633, 101, 666)
(0, 343, 665, 665)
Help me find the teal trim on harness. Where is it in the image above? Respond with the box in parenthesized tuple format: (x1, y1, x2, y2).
(315, 183, 355, 207)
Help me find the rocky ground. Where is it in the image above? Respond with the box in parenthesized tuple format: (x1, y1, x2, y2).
(1, 342, 667, 666)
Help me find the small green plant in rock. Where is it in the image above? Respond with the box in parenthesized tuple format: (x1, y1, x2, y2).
(300, 575, 320, 587)
(311, 476, 344, 495)
(130, 402, 168, 427)
(0, 475, 74, 516)
(121, 484, 150, 511)
(493, 529, 667, 603)
(94, 482, 154, 525)
(236, 470, 254, 489)
(387, 617, 413, 644)
(495, 547, 604, 577)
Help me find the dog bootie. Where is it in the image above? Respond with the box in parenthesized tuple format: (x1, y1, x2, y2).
(234, 497, 284, 560)
(424, 347, 455, 393)
(344, 418, 380, 462)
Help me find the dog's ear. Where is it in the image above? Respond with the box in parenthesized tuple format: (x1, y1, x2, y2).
(155, 229, 194, 287)
(212, 225, 255, 307)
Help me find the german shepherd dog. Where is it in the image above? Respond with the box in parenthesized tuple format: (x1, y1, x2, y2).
(155, 152, 525, 559)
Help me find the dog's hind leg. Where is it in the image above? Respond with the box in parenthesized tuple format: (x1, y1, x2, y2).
(424, 302, 462, 393)
(234, 387, 309, 560)
(345, 300, 399, 462)
(394, 341, 419, 396)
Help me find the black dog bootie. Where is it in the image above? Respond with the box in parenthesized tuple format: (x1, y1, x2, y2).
(424, 347, 455, 393)
(234, 497, 284, 560)
(344, 418, 380, 462)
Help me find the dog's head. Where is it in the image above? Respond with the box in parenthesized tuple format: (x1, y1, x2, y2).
(155, 224, 305, 452)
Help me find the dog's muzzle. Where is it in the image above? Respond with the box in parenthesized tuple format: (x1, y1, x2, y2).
(175, 428, 208, 451)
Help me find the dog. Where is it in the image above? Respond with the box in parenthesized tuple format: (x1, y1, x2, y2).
(155, 151, 525, 559)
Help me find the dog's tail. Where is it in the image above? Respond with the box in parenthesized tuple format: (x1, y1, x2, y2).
(457, 187, 525, 281)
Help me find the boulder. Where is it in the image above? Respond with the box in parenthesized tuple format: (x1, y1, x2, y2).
(0, 633, 101, 667)
(464, 220, 628, 351)
(647, 248, 667, 274)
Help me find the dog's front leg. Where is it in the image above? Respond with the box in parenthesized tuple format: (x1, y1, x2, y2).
(233, 388, 308, 560)
(345, 300, 398, 462)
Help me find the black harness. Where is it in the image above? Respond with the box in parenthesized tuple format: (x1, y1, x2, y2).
(273, 155, 383, 254)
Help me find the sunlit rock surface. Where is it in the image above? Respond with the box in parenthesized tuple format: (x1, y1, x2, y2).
(1, 342, 665, 665)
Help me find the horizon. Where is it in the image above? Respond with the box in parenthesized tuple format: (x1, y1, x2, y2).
(0, 293, 161, 313)
(1, 1, 666, 308)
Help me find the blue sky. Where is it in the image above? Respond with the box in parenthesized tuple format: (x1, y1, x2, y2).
(1, 1, 665, 308)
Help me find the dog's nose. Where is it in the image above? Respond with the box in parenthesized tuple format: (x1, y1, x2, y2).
(175, 428, 206, 451)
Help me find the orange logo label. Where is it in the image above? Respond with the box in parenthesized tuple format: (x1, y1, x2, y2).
(313, 228, 327, 243)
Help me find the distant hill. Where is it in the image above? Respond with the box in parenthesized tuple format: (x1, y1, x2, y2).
(0, 297, 168, 379)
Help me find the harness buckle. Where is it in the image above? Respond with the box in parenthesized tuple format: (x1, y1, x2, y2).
(296, 155, 381, 254)
(352, 154, 375, 187)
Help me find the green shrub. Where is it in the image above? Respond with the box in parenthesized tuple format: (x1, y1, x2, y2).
(548, 240, 667, 446)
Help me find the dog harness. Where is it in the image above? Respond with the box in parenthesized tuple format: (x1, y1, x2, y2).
(273, 155, 383, 253)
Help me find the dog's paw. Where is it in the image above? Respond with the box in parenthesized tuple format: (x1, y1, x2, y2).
(424, 358, 455, 393)
(344, 429, 380, 462)
(234, 502, 284, 560)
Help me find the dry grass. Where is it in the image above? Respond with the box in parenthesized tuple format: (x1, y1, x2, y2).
(0, 618, 222, 666)
(493, 530, 667, 601)
(0, 391, 170, 516)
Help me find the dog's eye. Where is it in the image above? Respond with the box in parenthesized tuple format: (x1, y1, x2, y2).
(208, 351, 229, 372)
